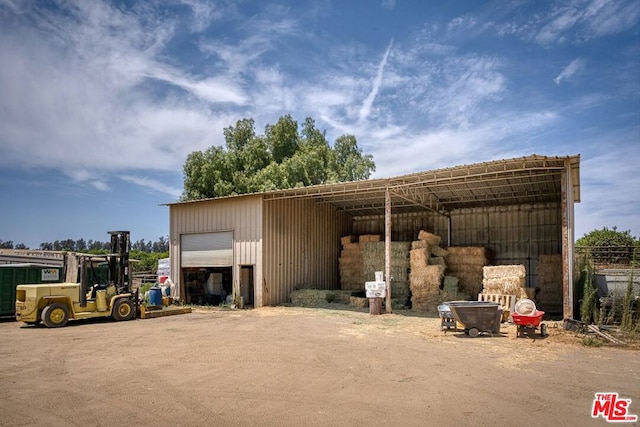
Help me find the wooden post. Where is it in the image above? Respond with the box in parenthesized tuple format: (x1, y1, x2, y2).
(385, 183, 392, 314)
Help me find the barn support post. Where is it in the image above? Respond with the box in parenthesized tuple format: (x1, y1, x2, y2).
(385, 182, 392, 314)
(561, 159, 576, 320)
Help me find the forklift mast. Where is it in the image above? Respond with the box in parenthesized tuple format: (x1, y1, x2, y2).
(108, 231, 130, 293)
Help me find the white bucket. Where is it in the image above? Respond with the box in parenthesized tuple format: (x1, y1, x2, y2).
(374, 271, 384, 282)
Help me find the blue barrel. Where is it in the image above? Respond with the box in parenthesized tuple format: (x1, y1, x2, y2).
(149, 287, 163, 306)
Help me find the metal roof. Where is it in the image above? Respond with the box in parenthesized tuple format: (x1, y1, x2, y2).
(167, 154, 580, 217)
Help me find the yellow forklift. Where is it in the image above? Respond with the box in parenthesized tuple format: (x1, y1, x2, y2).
(15, 231, 138, 328)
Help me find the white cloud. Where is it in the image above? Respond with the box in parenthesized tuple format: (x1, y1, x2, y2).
(381, 0, 396, 10)
(554, 58, 584, 84)
(120, 175, 182, 198)
(359, 39, 394, 123)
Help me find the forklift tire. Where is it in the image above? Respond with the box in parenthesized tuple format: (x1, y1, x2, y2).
(41, 303, 69, 328)
(112, 299, 135, 321)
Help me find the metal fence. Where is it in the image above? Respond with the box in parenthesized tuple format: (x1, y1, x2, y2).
(575, 246, 639, 268)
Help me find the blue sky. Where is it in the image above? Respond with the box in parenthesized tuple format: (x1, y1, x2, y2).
(0, 0, 638, 249)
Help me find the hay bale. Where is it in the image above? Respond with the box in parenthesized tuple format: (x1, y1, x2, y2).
(342, 242, 360, 251)
(410, 248, 429, 267)
(446, 246, 487, 257)
(349, 296, 369, 308)
(538, 254, 562, 284)
(411, 290, 471, 312)
(341, 235, 356, 246)
(411, 240, 429, 250)
(430, 246, 448, 257)
(442, 276, 459, 293)
(359, 234, 382, 243)
(333, 290, 356, 304)
(444, 246, 488, 297)
(418, 230, 441, 247)
(410, 265, 445, 286)
(483, 265, 525, 279)
(482, 277, 526, 295)
(290, 290, 335, 307)
(428, 256, 446, 266)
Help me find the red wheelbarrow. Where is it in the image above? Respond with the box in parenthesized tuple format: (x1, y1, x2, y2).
(512, 311, 547, 339)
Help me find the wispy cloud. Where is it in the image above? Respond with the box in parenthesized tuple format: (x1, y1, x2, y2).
(359, 39, 394, 123)
(554, 58, 584, 84)
(381, 0, 396, 10)
(120, 175, 183, 198)
(489, 0, 640, 45)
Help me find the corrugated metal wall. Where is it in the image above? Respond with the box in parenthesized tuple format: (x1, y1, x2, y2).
(262, 198, 351, 305)
(169, 195, 263, 304)
(449, 203, 561, 287)
(353, 213, 435, 242)
(352, 202, 561, 287)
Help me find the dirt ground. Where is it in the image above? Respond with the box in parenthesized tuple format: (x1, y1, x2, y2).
(0, 306, 638, 427)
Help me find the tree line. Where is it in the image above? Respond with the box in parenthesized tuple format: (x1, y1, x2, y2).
(0, 237, 169, 253)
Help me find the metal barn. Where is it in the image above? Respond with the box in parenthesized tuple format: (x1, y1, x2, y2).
(166, 154, 580, 318)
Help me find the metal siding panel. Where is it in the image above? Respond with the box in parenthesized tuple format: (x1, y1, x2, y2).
(169, 196, 263, 305)
(263, 198, 346, 305)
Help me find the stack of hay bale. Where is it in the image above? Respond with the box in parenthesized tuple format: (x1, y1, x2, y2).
(290, 289, 335, 307)
(361, 240, 410, 308)
(536, 254, 563, 314)
(445, 247, 488, 298)
(409, 231, 445, 311)
(481, 265, 527, 298)
(338, 235, 365, 290)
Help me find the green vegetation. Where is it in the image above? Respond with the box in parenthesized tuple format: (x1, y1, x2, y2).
(576, 226, 639, 340)
(181, 115, 376, 201)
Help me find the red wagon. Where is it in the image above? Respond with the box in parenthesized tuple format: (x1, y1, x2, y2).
(512, 311, 547, 338)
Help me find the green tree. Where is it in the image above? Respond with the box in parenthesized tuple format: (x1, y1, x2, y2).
(332, 134, 376, 182)
(576, 227, 638, 265)
(181, 115, 376, 201)
(576, 227, 636, 247)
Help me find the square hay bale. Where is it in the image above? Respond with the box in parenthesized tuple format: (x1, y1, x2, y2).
(418, 230, 441, 247)
(445, 246, 488, 260)
(333, 290, 356, 304)
(290, 289, 335, 307)
(342, 242, 360, 251)
(341, 235, 356, 246)
(538, 254, 562, 285)
(411, 264, 445, 284)
(428, 256, 446, 266)
(359, 234, 382, 243)
(430, 246, 448, 258)
(482, 276, 526, 295)
(442, 276, 459, 293)
(410, 248, 429, 267)
(411, 240, 429, 250)
(483, 265, 526, 279)
(349, 296, 369, 308)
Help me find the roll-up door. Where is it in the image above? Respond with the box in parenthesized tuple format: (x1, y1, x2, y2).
(181, 232, 233, 267)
